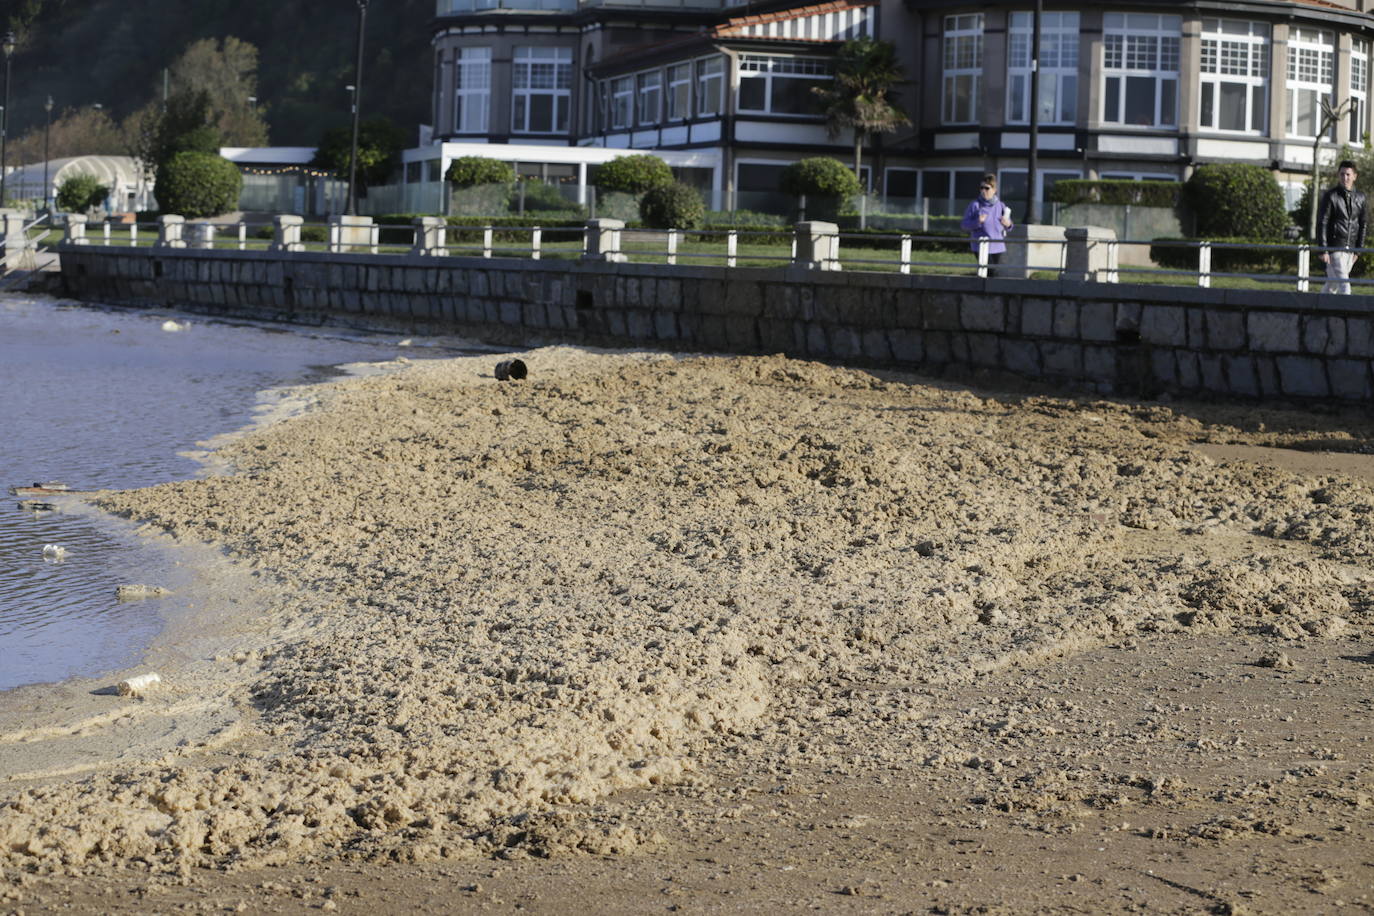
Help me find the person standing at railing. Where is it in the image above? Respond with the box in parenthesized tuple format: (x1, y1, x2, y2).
(961, 174, 1014, 272)
(1317, 159, 1368, 295)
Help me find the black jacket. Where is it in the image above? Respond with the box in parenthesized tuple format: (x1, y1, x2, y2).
(1317, 185, 1369, 250)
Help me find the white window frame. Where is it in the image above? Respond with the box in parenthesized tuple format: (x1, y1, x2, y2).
(942, 13, 983, 124)
(667, 63, 691, 121)
(511, 46, 573, 135)
(1286, 27, 1335, 139)
(1199, 19, 1268, 135)
(696, 57, 724, 117)
(1100, 171, 1179, 181)
(1352, 38, 1369, 144)
(611, 76, 633, 130)
(737, 54, 831, 117)
(453, 47, 492, 134)
(1007, 11, 1078, 125)
(636, 71, 661, 126)
(1101, 12, 1181, 128)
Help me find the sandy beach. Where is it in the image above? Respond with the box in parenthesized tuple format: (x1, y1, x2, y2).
(2, 346, 1372, 913)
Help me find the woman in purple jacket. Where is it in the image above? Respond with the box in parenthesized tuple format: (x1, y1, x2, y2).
(961, 173, 1014, 266)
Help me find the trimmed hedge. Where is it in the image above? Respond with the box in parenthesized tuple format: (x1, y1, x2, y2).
(156, 152, 243, 219)
(446, 156, 515, 187)
(1148, 236, 1292, 273)
(593, 154, 673, 193)
(56, 174, 110, 213)
(1182, 163, 1287, 241)
(1049, 179, 1180, 207)
(640, 182, 706, 230)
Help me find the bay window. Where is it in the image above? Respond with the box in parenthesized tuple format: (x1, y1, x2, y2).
(1007, 11, 1078, 124)
(1102, 13, 1180, 128)
(1352, 39, 1369, 143)
(738, 55, 830, 116)
(611, 76, 633, 130)
(453, 47, 491, 134)
(1199, 20, 1268, 134)
(636, 71, 661, 126)
(511, 46, 572, 135)
(696, 57, 723, 116)
(667, 64, 691, 120)
(1287, 27, 1335, 138)
(942, 14, 983, 124)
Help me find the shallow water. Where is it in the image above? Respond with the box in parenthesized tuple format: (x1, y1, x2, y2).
(0, 295, 462, 691)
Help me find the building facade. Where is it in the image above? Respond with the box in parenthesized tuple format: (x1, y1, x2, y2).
(422, 0, 1374, 217)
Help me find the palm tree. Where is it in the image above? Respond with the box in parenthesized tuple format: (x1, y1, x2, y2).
(813, 38, 911, 185)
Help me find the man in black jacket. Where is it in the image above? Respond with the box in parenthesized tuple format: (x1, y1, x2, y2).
(1317, 159, 1369, 294)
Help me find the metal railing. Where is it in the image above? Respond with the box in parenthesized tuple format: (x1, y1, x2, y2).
(53, 214, 1374, 294)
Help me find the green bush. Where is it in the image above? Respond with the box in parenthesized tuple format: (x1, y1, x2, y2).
(1148, 236, 1292, 274)
(513, 179, 577, 213)
(779, 158, 862, 199)
(593, 154, 673, 193)
(56, 174, 109, 213)
(446, 156, 515, 187)
(639, 181, 705, 229)
(1182, 164, 1287, 241)
(1049, 179, 1181, 207)
(155, 151, 243, 218)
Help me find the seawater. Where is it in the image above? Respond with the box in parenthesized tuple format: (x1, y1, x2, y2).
(0, 295, 468, 692)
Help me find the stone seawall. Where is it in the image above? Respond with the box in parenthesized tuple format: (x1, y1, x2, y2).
(56, 244, 1374, 402)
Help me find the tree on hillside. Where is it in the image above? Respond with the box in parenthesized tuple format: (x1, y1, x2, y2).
(8, 105, 124, 163)
(167, 37, 269, 148)
(812, 38, 910, 184)
(311, 117, 407, 194)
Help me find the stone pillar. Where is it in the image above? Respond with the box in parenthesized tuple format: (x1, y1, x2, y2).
(270, 214, 304, 252)
(792, 221, 840, 270)
(1, 210, 36, 269)
(189, 221, 217, 250)
(410, 216, 448, 256)
(62, 213, 90, 246)
(1064, 226, 1119, 282)
(329, 214, 375, 252)
(583, 218, 626, 262)
(155, 215, 187, 249)
(999, 224, 1067, 279)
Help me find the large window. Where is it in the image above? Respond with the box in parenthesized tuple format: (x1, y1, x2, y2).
(921, 169, 984, 217)
(942, 14, 983, 123)
(512, 46, 572, 135)
(453, 47, 491, 134)
(667, 64, 691, 120)
(1353, 39, 1369, 143)
(1007, 11, 1078, 124)
(1102, 13, 1180, 127)
(637, 71, 661, 126)
(610, 76, 633, 130)
(696, 57, 724, 116)
(1199, 19, 1268, 133)
(738, 55, 830, 116)
(1287, 27, 1335, 138)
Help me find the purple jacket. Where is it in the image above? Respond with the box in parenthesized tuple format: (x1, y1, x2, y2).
(961, 195, 1013, 254)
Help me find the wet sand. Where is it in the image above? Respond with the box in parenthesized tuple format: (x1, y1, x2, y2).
(2, 347, 1372, 913)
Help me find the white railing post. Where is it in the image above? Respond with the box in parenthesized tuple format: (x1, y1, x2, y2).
(666, 228, 679, 265)
(977, 238, 990, 279)
(482, 225, 494, 258)
(370, 222, 379, 255)
(900, 234, 912, 275)
(102, 221, 111, 246)
(1197, 241, 1212, 288)
(130, 221, 137, 247)
(1297, 243, 1310, 293)
(238, 221, 247, 251)
(531, 226, 542, 260)
(726, 229, 738, 268)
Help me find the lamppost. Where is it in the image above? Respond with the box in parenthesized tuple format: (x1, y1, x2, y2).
(1, 31, 15, 207)
(346, 0, 370, 216)
(248, 95, 257, 113)
(42, 95, 52, 213)
(1025, 0, 1042, 225)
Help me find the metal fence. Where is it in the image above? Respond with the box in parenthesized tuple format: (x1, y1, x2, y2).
(52, 214, 1374, 294)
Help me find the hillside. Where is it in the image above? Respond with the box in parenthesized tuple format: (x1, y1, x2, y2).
(2, 0, 435, 148)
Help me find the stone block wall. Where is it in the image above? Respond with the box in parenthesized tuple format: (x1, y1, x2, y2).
(56, 245, 1374, 402)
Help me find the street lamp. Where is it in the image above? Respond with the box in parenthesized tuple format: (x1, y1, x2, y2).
(248, 95, 257, 113)
(42, 95, 52, 213)
(346, 0, 370, 216)
(1, 31, 15, 207)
